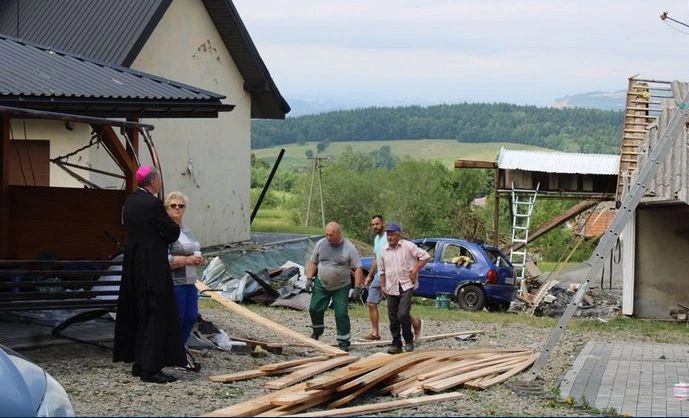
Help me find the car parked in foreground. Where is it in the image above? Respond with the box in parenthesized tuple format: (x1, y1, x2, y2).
(0, 343, 74, 417)
(361, 237, 517, 311)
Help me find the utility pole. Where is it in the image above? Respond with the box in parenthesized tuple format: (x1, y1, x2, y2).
(305, 156, 330, 228)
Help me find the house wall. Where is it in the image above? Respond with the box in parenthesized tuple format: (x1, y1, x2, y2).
(11, 119, 92, 188)
(130, 0, 252, 246)
(633, 204, 689, 318)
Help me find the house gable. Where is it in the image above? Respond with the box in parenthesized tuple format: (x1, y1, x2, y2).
(0, 0, 289, 119)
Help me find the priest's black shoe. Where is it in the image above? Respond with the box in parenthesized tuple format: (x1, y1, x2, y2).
(131, 363, 142, 377)
(140, 371, 177, 383)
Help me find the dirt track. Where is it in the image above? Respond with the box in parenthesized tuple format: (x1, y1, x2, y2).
(18, 302, 638, 417)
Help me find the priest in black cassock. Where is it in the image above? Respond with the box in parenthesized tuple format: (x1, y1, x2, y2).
(113, 165, 185, 384)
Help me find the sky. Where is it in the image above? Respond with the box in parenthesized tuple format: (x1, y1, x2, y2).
(233, 0, 689, 110)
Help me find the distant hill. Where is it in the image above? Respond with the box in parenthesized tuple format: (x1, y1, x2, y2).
(549, 90, 626, 111)
(252, 140, 552, 169)
(253, 102, 624, 154)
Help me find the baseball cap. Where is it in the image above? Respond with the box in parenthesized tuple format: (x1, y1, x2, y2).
(385, 223, 402, 233)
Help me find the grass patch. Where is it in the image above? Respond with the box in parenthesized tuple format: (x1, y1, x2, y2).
(537, 261, 578, 273)
(251, 207, 322, 235)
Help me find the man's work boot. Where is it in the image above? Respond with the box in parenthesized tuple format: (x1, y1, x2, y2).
(387, 345, 403, 355)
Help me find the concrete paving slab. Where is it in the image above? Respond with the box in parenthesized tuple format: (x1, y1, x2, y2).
(560, 341, 689, 416)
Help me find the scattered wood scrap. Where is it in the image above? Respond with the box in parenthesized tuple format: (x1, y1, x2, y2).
(196, 280, 345, 356)
(351, 330, 485, 347)
(203, 348, 538, 416)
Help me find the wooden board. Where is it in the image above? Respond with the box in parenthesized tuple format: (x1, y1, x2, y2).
(202, 383, 308, 417)
(264, 355, 359, 390)
(196, 280, 345, 355)
(287, 392, 464, 417)
(351, 330, 485, 347)
(258, 355, 333, 372)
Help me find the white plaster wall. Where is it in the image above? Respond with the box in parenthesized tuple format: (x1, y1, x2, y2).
(130, 0, 252, 246)
(11, 119, 92, 187)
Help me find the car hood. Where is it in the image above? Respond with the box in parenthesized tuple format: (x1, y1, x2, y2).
(0, 346, 45, 417)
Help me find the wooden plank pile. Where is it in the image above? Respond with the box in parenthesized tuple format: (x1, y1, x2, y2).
(204, 348, 538, 416)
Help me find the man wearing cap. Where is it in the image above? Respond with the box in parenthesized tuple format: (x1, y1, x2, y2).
(362, 215, 423, 341)
(305, 222, 364, 352)
(379, 223, 430, 354)
(114, 165, 186, 383)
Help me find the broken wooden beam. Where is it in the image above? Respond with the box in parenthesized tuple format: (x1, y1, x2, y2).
(196, 280, 345, 356)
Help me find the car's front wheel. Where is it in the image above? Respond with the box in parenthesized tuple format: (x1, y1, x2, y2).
(456, 284, 486, 311)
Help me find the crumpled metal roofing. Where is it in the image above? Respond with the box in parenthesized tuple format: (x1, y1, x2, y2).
(497, 147, 620, 175)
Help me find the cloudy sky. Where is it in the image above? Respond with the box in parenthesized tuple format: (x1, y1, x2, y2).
(233, 0, 689, 108)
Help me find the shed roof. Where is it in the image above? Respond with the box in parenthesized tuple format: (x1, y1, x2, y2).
(0, 34, 233, 118)
(497, 147, 620, 175)
(0, 0, 290, 119)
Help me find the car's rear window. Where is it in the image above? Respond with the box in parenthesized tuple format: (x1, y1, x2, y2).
(485, 248, 510, 267)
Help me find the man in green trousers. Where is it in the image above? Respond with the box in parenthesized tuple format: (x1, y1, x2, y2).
(305, 222, 364, 352)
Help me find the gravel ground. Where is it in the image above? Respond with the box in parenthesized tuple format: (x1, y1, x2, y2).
(20, 301, 631, 417)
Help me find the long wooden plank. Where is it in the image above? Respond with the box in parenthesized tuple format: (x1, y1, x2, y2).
(258, 389, 336, 417)
(259, 355, 333, 372)
(264, 355, 359, 390)
(208, 362, 318, 383)
(208, 369, 267, 383)
(306, 354, 402, 390)
(196, 280, 345, 355)
(270, 388, 335, 407)
(422, 357, 532, 392)
(337, 351, 447, 392)
(351, 330, 485, 347)
(327, 379, 378, 409)
(473, 353, 539, 389)
(286, 392, 464, 417)
(202, 383, 308, 417)
(416, 350, 533, 381)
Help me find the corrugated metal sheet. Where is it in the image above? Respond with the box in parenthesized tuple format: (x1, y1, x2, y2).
(0, 35, 225, 101)
(0, 0, 290, 118)
(632, 80, 689, 204)
(497, 147, 620, 175)
(0, 0, 168, 66)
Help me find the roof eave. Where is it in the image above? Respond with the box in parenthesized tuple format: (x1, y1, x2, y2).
(0, 97, 234, 119)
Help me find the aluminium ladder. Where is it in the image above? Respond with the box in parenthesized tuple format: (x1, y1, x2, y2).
(509, 183, 539, 293)
(526, 89, 689, 382)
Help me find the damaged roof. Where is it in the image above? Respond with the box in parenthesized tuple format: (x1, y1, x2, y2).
(0, 0, 290, 119)
(0, 34, 233, 118)
(497, 147, 620, 175)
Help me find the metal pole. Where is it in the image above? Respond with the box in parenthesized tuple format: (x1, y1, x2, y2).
(317, 158, 326, 228)
(305, 157, 317, 227)
(250, 148, 285, 224)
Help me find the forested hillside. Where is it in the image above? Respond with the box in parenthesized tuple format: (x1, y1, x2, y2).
(252, 102, 624, 154)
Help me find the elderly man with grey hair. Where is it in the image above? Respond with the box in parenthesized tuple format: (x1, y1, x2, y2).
(305, 222, 364, 352)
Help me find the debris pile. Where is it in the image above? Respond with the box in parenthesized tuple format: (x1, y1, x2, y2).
(205, 348, 538, 416)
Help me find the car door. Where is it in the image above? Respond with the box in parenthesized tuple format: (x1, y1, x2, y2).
(432, 242, 482, 295)
(413, 239, 437, 298)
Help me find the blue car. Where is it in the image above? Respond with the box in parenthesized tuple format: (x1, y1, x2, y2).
(0, 344, 74, 417)
(361, 237, 517, 311)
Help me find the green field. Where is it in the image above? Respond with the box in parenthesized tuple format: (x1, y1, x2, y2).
(252, 140, 551, 169)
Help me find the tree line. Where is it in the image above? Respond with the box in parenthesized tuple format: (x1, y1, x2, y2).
(252, 102, 624, 154)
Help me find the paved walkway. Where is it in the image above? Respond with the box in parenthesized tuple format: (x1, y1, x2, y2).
(559, 341, 689, 416)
